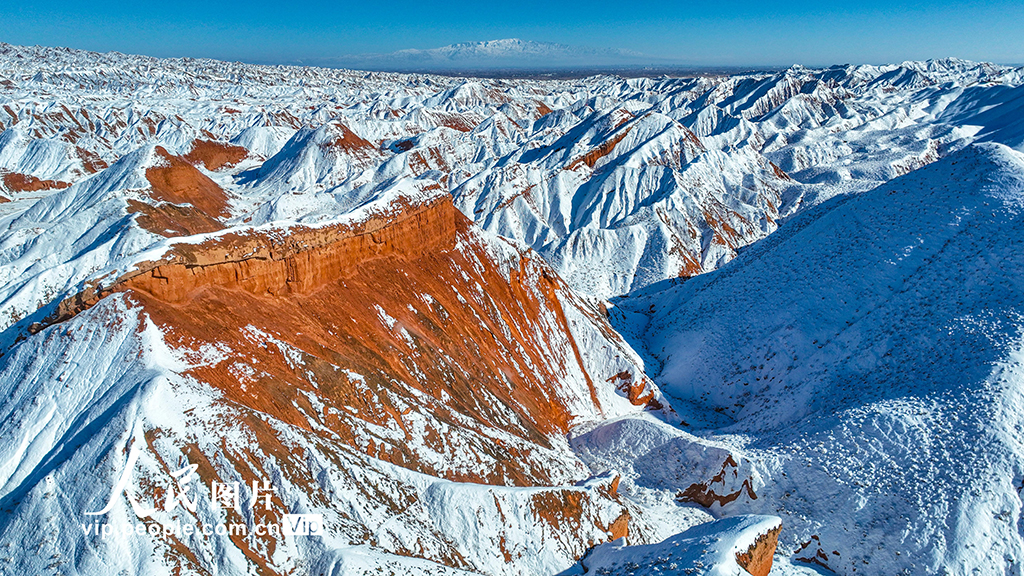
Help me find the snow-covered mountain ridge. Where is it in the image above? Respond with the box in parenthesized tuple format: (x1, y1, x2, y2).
(317, 38, 654, 71)
(3, 43, 1021, 301)
(1, 42, 1024, 575)
(610, 142, 1024, 574)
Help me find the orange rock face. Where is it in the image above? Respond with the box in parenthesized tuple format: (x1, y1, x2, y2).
(125, 146, 231, 236)
(526, 478, 632, 557)
(736, 524, 781, 576)
(2, 171, 71, 192)
(327, 121, 376, 153)
(569, 129, 631, 171)
(145, 146, 230, 219)
(126, 199, 225, 238)
(51, 194, 622, 486)
(606, 371, 663, 410)
(183, 138, 249, 170)
(531, 488, 630, 543)
(32, 170, 649, 569)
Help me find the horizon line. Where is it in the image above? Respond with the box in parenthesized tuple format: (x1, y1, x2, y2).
(2, 39, 1020, 76)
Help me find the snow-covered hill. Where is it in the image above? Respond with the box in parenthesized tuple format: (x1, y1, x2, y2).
(611, 142, 1024, 574)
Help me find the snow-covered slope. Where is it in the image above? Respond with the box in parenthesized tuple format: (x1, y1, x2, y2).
(612, 142, 1024, 574)
(576, 515, 782, 576)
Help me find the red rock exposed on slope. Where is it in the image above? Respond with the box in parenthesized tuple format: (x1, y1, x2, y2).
(2, 171, 71, 192)
(606, 371, 664, 410)
(145, 146, 230, 218)
(676, 454, 758, 508)
(76, 146, 108, 173)
(183, 138, 249, 170)
(30, 185, 655, 572)
(125, 198, 225, 238)
(326, 121, 376, 153)
(736, 524, 781, 576)
(50, 191, 649, 486)
(123, 146, 231, 237)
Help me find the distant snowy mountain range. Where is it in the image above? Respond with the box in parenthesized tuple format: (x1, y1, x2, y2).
(318, 38, 664, 71)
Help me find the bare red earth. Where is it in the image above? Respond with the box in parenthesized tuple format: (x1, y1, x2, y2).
(2, 172, 71, 192)
(145, 146, 230, 218)
(49, 195, 621, 487)
(184, 139, 249, 170)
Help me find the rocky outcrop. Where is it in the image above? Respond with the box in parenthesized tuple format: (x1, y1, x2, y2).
(75, 146, 108, 173)
(183, 138, 249, 170)
(17, 188, 656, 573)
(736, 524, 781, 576)
(794, 535, 837, 572)
(676, 454, 758, 508)
(145, 146, 230, 218)
(606, 371, 663, 410)
(118, 146, 233, 237)
(126, 198, 225, 237)
(46, 193, 643, 488)
(1, 171, 71, 192)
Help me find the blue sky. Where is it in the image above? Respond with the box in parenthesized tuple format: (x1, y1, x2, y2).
(2, 0, 1023, 67)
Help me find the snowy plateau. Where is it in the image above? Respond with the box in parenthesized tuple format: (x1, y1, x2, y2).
(0, 41, 1023, 576)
